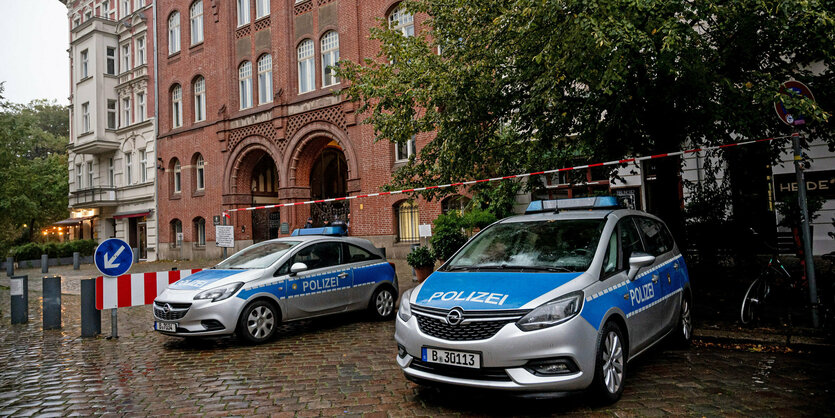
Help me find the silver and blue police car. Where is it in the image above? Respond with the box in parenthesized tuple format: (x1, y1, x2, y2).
(153, 227, 398, 343)
(395, 197, 692, 402)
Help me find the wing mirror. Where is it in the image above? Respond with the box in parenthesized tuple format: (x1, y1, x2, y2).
(627, 252, 655, 281)
(289, 262, 308, 276)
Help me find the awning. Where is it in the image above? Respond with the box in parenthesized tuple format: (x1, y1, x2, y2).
(113, 210, 153, 220)
(54, 215, 97, 225)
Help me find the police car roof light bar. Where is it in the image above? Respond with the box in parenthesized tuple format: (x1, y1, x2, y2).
(290, 226, 348, 237)
(525, 196, 620, 214)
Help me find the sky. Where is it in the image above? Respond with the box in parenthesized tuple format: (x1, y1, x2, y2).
(0, 0, 70, 105)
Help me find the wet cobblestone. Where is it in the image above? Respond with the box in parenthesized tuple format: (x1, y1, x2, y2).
(1, 283, 834, 416)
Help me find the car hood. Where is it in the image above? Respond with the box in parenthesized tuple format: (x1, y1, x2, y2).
(413, 271, 584, 310)
(167, 269, 262, 291)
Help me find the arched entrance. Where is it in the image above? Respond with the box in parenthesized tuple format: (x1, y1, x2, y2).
(308, 141, 349, 226)
(248, 153, 280, 242)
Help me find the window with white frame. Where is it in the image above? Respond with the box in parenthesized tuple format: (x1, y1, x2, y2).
(257, 54, 272, 105)
(121, 0, 130, 18)
(173, 160, 182, 192)
(256, 0, 269, 19)
(108, 158, 115, 186)
(194, 217, 206, 246)
(125, 152, 133, 184)
(190, 1, 203, 45)
(81, 102, 90, 133)
(102, 1, 112, 19)
(106, 100, 117, 129)
(84, 9, 92, 20)
(121, 43, 131, 72)
(297, 39, 314, 93)
(172, 84, 183, 128)
(195, 154, 205, 190)
(239, 61, 253, 109)
(80, 49, 88, 78)
(194, 77, 206, 121)
(237, 0, 250, 26)
(106, 47, 116, 74)
(171, 219, 182, 247)
(137, 92, 145, 122)
(136, 37, 146, 65)
(321, 31, 340, 87)
(76, 164, 82, 189)
(122, 97, 131, 127)
(140, 150, 147, 182)
(395, 135, 416, 162)
(135, 0, 145, 9)
(388, 5, 414, 37)
(74, 16, 80, 28)
(86, 162, 93, 188)
(169, 12, 181, 54)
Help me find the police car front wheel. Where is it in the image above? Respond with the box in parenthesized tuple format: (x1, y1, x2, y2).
(591, 321, 626, 404)
(238, 300, 279, 344)
(369, 286, 396, 320)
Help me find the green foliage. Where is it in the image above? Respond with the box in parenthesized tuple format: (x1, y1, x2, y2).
(683, 155, 732, 225)
(7, 239, 98, 261)
(462, 207, 498, 231)
(336, 0, 835, 207)
(430, 214, 468, 261)
(776, 194, 825, 229)
(406, 245, 435, 268)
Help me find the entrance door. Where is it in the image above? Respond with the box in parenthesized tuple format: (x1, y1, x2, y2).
(309, 147, 349, 226)
(138, 218, 148, 260)
(128, 218, 138, 251)
(268, 211, 281, 240)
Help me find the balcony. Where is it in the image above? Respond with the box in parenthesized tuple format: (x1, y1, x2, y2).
(118, 64, 148, 87)
(71, 133, 121, 155)
(69, 187, 119, 208)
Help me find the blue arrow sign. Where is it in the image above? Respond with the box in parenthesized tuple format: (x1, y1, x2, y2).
(94, 238, 134, 277)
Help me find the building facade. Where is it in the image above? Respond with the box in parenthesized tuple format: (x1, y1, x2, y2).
(62, 0, 159, 260)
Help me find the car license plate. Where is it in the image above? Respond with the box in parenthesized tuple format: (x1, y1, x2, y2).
(422, 347, 480, 369)
(155, 322, 177, 332)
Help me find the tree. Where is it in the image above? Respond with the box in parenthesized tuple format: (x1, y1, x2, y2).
(337, 0, 834, 218)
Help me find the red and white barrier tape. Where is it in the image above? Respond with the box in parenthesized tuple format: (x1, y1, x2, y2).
(95, 269, 202, 310)
(222, 134, 797, 214)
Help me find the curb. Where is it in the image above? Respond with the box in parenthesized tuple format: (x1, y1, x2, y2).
(694, 328, 834, 352)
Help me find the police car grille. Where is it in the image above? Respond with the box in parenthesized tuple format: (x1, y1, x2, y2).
(415, 314, 515, 341)
(409, 359, 511, 381)
(153, 302, 191, 320)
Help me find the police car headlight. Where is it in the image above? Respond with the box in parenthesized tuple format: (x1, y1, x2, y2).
(398, 288, 413, 322)
(516, 291, 583, 331)
(194, 282, 244, 302)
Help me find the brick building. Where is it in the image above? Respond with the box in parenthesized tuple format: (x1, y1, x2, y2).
(155, 0, 448, 260)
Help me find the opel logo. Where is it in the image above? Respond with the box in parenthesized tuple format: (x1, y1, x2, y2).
(446, 307, 464, 326)
(163, 303, 172, 314)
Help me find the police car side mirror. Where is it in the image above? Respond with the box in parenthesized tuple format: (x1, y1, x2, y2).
(289, 262, 308, 276)
(627, 252, 655, 281)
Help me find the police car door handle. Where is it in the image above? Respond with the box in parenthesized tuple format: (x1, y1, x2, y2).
(338, 272, 349, 279)
(673, 262, 679, 270)
(652, 274, 659, 284)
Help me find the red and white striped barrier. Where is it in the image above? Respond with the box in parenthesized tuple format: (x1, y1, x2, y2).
(222, 134, 797, 214)
(95, 269, 202, 310)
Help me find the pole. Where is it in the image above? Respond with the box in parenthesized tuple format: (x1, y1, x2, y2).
(222, 214, 228, 259)
(42, 276, 62, 330)
(110, 308, 118, 339)
(791, 132, 819, 328)
(80, 278, 101, 337)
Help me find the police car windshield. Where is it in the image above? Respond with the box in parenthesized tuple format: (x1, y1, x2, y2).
(445, 219, 605, 272)
(216, 241, 300, 270)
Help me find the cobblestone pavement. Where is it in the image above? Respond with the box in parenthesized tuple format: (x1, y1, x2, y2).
(1, 280, 834, 417)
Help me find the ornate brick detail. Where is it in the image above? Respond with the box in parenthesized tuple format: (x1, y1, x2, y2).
(235, 25, 251, 39)
(317, 0, 335, 5)
(227, 122, 284, 154)
(286, 105, 346, 140)
(254, 16, 270, 31)
(294, 0, 313, 15)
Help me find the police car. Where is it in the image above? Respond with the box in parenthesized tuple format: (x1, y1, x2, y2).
(395, 197, 692, 402)
(153, 227, 398, 343)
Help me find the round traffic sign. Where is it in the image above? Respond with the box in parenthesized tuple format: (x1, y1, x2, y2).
(774, 80, 815, 126)
(94, 238, 134, 277)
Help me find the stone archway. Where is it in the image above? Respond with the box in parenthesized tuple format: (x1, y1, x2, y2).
(223, 136, 282, 242)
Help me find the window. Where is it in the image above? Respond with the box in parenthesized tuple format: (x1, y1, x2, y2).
(135, 0, 145, 10)
(173, 159, 181, 192)
(441, 195, 470, 214)
(619, 217, 645, 266)
(168, 12, 181, 54)
(121, 0, 130, 18)
(106, 47, 116, 74)
(84, 9, 92, 20)
(297, 39, 314, 93)
(125, 152, 133, 184)
(172, 84, 183, 128)
(122, 97, 131, 127)
(635, 217, 674, 256)
(601, 229, 618, 277)
(136, 37, 146, 65)
(344, 244, 380, 263)
(106, 100, 117, 129)
(102, 1, 110, 17)
(194, 77, 206, 121)
(256, 0, 269, 19)
(190, 1, 203, 45)
(396, 201, 419, 242)
(140, 150, 147, 183)
(137, 92, 145, 122)
(74, 16, 80, 28)
(171, 219, 183, 248)
(194, 217, 206, 246)
(195, 154, 205, 190)
(121, 43, 131, 71)
(75, 164, 82, 189)
(257, 54, 272, 105)
(86, 162, 93, 188)
(395, 135, 416, 162)
(81, 102, 90, 133)
(321, 31, 339, 87)
(237, 0, 250, 26)
(239, 61, 253, 109)
(289, 242, 342, 270)
(388, 4, 414, 37)
(108, 158, 115, 186)
(80, 50, 88, 78)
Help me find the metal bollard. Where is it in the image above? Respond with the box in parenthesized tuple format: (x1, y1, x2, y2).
(41, 254, 48, 273)
(133, 248, 139, 264)
(42, 276, 62, 330)
(10, 275, 28, 324)
(80, 279, 101, 337)
(73, 252, 81, 270)
(5, 256, 13, 276)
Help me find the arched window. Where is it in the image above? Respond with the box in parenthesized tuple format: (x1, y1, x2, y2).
(395, 201, 419, 242)
(194, 154, 205, 190)
(190, 1, 203, 45)
(172, 159, 182, 193)
(257, 54, 273, 105)
(193, 217, 206, 246)
(239, 61, 253, 109)
(236, 0, 250, 26)
(193, 76, 205, 122)
(297, 39, 315, 94)
(442, 195, 471, 214)
(171, 84, 183, 128)
(388, 4, 414, 37)
(321, 31, 340, 87)
(170, 219, 182, 248)
(168, 11, 180, 53)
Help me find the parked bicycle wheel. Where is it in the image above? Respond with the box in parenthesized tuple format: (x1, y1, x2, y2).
(740, 277, 770, 325)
